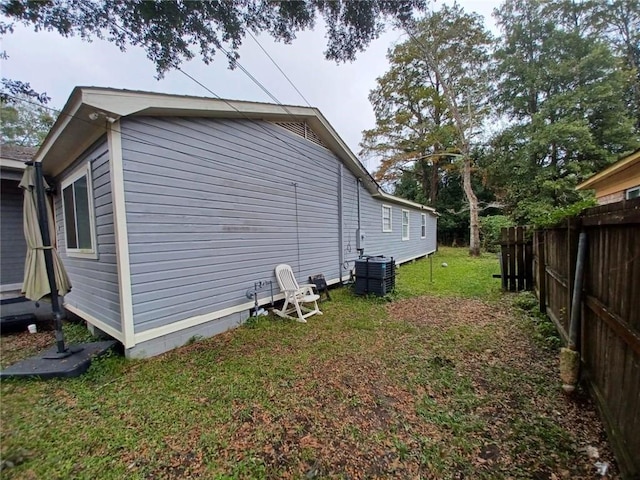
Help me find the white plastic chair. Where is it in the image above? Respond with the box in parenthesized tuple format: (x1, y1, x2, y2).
(273, 264, 322, 323)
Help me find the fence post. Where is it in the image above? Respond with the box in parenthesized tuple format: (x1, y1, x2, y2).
(538, 229, 547, 314)
(525, 227, 534, 290)
(516, 226, 525, 291)
(508, 227, 517, 291)
(501, 227, 508, 291)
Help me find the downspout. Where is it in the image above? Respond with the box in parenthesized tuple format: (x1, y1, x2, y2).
(357, 179, 362, 232)
(569, 231, 588, 349)
(560, 231, 587, 393)
(356, 179, 363, 258)
(338, 164, 344, 284)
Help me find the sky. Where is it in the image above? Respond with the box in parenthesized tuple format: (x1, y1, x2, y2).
(1, 1, 500, 173)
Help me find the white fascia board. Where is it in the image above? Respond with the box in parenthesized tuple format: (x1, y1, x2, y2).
(0, 159, 27, 170)
(374, 191, 438, 214)
(81, 88, 313, 119)
(33, 94, 83, 163)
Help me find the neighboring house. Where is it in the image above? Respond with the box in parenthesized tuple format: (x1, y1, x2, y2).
(0, 144, 36, 299)
(577, 149, 640, 205)
(36, 87, 438, 358)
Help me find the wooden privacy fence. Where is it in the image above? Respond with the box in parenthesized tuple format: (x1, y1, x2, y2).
(499, 226, 533, 291)
(533, 198, 640, 479)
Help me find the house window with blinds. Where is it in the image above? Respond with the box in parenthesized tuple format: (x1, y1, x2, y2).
(402, 209, 410, 240)
(382, 205, 392, 232)
(62, 164, 97, 258)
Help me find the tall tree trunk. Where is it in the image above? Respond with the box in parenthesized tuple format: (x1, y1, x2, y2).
(429, 160, 439, 204)
(462, 154, 480, 256)
(422, 49, 481, 256)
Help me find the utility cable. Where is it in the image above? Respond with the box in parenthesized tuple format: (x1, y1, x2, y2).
(247, 31, 313, 107)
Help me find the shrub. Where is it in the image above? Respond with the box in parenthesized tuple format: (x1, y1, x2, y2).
(479, 215, 514, 252)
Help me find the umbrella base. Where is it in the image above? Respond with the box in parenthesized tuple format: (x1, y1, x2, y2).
(0, 341, 118, 380)
(42, 345, 84, 359)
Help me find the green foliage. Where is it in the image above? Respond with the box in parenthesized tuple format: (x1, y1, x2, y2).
(361, 4, 492, 204)
(0, 96, 56, 146)
(515, 196, 597, 228)
(1, 1, 428, 77)
(488, 0, 640, 225)
(479, 215, 514, 252)
(513, 292, 562, 350)
(513, 292, 539, 312)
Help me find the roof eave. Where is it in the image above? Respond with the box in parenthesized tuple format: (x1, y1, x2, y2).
(36, 87, 436, 215)
(577, 149, 640, 190)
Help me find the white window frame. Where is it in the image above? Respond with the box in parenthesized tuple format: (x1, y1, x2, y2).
(61, 163, 98, 259)
(382, 204, 392, 232)
(402, 209, 410, 241)
(625, 186, 640, 200)
(421, 213, 427, 239)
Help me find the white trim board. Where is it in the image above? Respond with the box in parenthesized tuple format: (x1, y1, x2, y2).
(132, 250, 434, 346)
(133, 276, 344, 344)
(107, 121, 136, 349)
(0, 283, 23, 293)
(64, 303, 125, 343)
(60, 162, 99, 259)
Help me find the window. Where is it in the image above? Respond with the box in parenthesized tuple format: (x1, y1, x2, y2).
(382, 205, 392, 232)
(626, 186, 640, 200)
(62, 165, 96, 258)
(402, 209, 410, 240)
(421, 213, 427, 238)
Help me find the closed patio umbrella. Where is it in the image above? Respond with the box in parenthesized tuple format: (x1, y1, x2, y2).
(20, 165, 71, 300)
(20, 163, 72, 355)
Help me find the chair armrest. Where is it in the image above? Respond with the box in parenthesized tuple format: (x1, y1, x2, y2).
(298, 284, 318, 294)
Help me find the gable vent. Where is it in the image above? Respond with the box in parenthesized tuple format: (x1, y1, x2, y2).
(273, 121, 328, 149)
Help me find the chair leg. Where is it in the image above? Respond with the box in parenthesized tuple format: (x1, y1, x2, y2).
(312, 300, 323, 315)
(274, 297, 291, 319)
(293, 301, 307, 323)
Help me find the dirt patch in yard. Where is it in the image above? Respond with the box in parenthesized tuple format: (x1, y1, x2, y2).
(0, 327, 54, 369)
(385, 295, 620, 479)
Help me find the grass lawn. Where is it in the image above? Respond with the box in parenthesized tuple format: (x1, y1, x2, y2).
(0, 247, 617, 479)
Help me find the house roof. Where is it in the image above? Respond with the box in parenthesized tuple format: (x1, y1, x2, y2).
(576, 148, 640, 191)
(36, 87, 436, 214)
(0, 143, 37, 171)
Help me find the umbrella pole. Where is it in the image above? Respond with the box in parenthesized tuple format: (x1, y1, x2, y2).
(33, 162, 68, 355)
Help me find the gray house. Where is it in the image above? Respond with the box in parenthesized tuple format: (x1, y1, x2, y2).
(1, 144, 37, 299)
(36, 87, 437, 358)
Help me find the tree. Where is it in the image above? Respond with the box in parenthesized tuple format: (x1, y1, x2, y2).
(490, 0, 639, 225)
(1, 0, 427, 77)
(398, 5, 493, 255)
(592, 0, 640, 129)
(359, 26, 458, 205)
(0, 95, 56, 146)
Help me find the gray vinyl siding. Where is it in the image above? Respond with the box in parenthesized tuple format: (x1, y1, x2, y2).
(121, 116, 436, 334)
(121, 117, 344, 333)
(340, 170, 437, 265)
(1, 178, 26, 287)
(54, 137, 121, 333)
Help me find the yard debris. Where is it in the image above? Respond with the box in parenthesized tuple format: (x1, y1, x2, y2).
(595, 461, 610, 476)
(585, 445, 600, 459)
